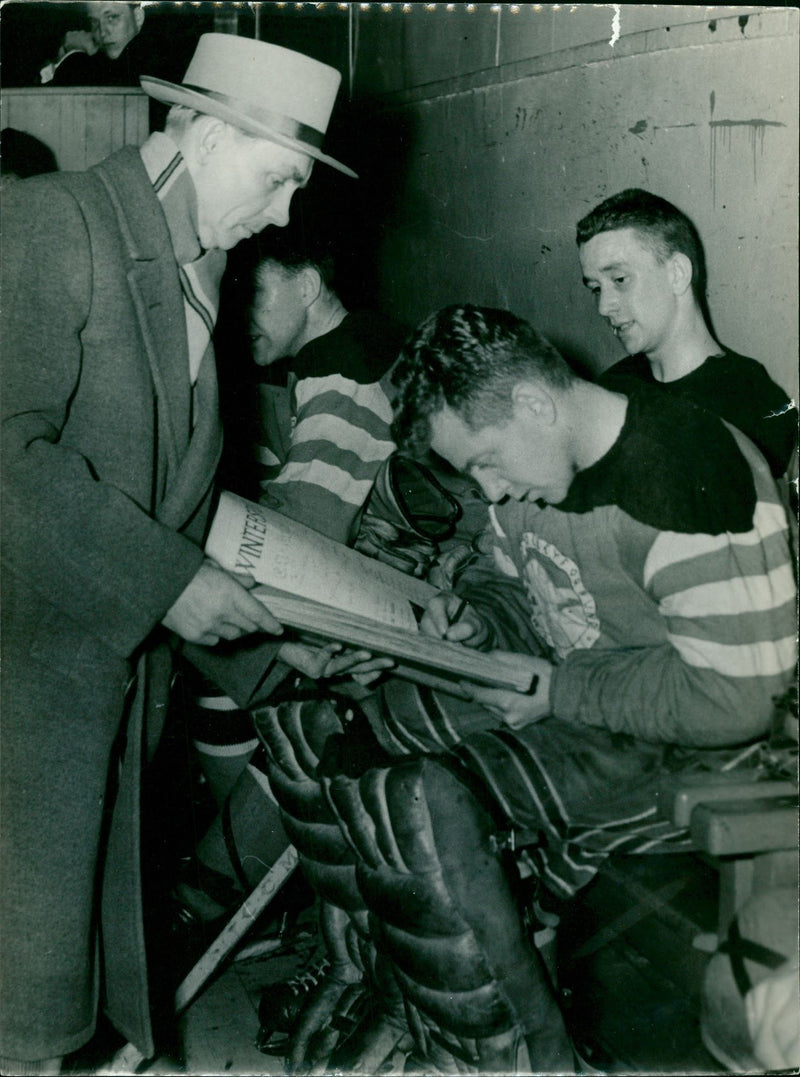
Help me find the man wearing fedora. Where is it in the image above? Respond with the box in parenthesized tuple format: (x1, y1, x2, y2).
(0, 32, 356, 1074)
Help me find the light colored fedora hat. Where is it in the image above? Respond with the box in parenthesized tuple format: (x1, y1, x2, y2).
(140, 33, 356, 178)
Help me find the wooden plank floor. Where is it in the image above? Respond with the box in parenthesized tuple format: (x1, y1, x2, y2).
(178, 906, 319, 1075)
(179, 952, 293, 1075)
(66, 853, 728, 1074)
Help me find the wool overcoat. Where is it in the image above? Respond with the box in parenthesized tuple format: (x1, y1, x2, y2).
(0, 147, 281, 1061)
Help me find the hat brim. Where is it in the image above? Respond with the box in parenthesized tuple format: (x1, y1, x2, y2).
(139, 75, 358, 179)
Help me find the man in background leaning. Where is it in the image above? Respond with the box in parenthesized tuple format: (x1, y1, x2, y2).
(577, 187, 797, 479)
(0, 32, 355, 1074)
(250, 241, 406, 544)
(42, 2, 145, 85)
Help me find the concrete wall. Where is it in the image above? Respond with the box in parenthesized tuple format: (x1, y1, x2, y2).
(353, 5, 798, 396)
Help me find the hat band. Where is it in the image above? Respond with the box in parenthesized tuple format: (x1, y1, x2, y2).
(182, 84, 325, 149)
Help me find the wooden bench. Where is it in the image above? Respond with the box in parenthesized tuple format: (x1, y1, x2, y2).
(657, 769, 798, 941)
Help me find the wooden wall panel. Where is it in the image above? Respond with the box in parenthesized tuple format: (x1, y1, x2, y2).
(2, 88, 149, 172)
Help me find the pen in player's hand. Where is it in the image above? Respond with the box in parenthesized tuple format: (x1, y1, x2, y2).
(446, 596, 468, 634)
(525, 675, 540, 696)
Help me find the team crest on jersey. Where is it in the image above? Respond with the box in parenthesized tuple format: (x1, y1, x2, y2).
(519, 532, 600, 659)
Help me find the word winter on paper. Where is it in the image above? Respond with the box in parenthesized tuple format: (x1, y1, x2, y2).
(234, 505, 268, 572)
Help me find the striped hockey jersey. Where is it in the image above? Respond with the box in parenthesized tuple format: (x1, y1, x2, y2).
(480, 389, 797, 747)
(258, 311, 405, 545)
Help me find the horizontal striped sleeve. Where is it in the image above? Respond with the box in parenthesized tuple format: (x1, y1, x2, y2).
(271, 459, 377, 507)
(657, 560, 795, 619)
(645, 499, 797, 683)
(667, 631, 797, 678)
(292, 412, 395, 463)
(295, 373, 394, 425)
(261, 372, 395, 544)
(551, 488, 797, 747)
(643, 499, 789, 583)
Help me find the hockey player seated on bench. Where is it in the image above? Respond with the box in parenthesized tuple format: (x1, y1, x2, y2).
(252, 305, 796, 1074)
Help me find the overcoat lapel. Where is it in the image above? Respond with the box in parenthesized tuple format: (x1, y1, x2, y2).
(95, 150, 224, 533)
(126, 260, 190, 474)
(95, 150, 193, 475)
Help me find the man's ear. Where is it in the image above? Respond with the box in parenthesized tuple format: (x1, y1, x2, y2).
(195, 116, 228, 160)
(669, 251, 693, 297)
(299, 266, 323, 308)
(133, 4, 145, 32)
(511, 381, 557, 426)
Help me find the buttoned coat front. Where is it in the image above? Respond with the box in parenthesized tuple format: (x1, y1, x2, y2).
(0, 146, 240, 1060)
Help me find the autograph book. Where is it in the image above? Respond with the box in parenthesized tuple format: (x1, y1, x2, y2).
(205, 491, 534, 694)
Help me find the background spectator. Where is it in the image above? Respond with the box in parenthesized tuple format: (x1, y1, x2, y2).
(41, 2, 145, 85)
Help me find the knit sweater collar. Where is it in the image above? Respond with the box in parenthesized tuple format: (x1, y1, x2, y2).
(139, 131, 202, 267)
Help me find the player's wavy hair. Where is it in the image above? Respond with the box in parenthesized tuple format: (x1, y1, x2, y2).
(253, 233, 337, 294)
(576, 188, 712, 326)
(391, 305, 576, 458)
